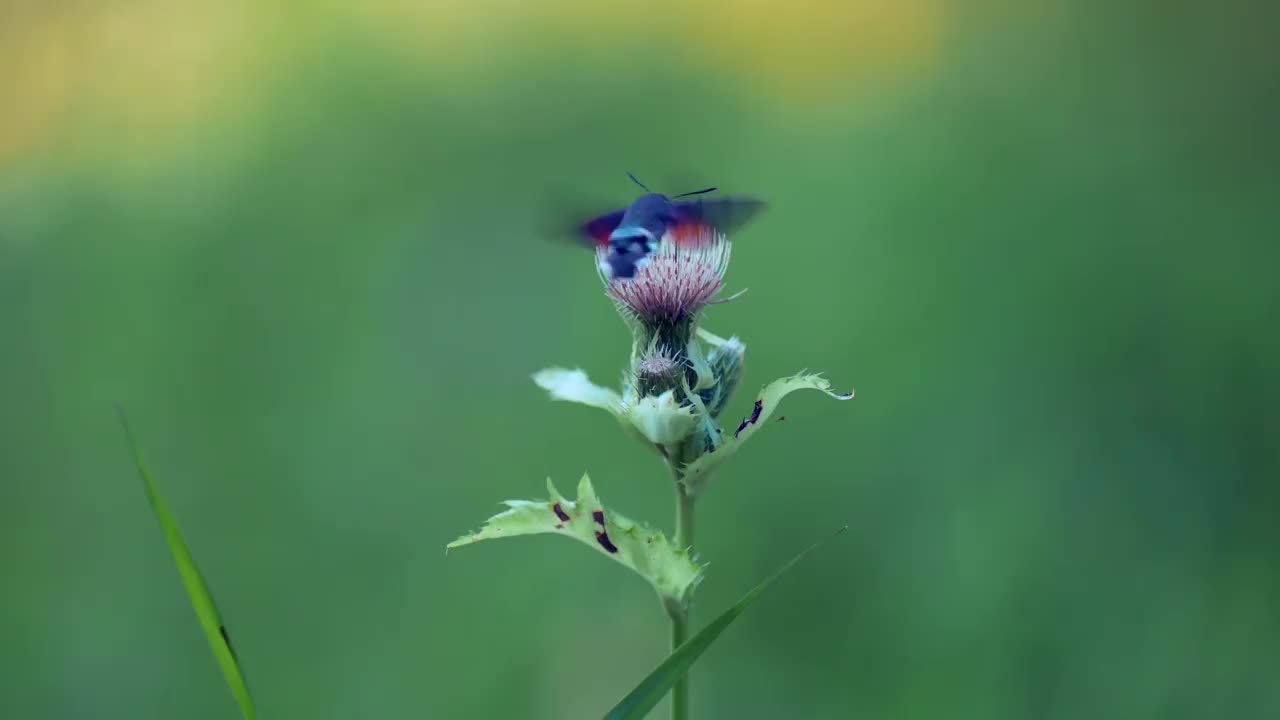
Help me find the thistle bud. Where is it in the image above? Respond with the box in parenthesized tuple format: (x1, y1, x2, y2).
(702, 335, 745, 419)
(635, 349, 684, 398)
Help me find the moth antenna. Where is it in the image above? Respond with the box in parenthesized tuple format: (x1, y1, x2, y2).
(673, 186, 718, 199)
(627, 172, 652, 193)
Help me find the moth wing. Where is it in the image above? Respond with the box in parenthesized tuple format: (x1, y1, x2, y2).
(673, 196, 767, 234)
(578, 209, 626, 249)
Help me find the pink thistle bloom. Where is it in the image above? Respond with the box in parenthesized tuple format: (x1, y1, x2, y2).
(598, 225, 732, 326)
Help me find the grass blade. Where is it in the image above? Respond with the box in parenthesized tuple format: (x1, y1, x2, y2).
(118, 408, 257, 720)
(603, 526, 848, 720)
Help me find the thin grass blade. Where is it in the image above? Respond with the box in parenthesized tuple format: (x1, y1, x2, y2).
(604, 526, 848, 720)
(118, 408, 257, 720)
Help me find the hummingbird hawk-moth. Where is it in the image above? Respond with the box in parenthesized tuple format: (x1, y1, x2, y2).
(575, 174, 767, 279)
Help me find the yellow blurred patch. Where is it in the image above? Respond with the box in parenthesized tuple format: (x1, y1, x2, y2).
(353, 0, 942, 106)
(1, 0, 941, 167)
(680, 0, 942, 104)
(0, 1, 267, 168)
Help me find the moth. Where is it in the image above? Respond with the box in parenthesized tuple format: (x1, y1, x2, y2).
(576, 174, 767, 279)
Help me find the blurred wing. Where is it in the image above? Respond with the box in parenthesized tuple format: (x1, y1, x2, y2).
(673, 196, 767, 238)
(534, 186, 625, 250)
(578, 209, 626, 249)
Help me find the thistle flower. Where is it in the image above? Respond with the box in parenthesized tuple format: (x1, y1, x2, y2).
(599, 226, 732, 351)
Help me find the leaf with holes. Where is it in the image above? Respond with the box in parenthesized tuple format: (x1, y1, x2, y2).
(448, 474, 704, 607)
(681, 373, 854, 497)
(119, 409, 256, 720)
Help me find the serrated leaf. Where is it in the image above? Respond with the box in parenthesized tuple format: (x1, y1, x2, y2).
(118, 409, 256, 720)
(448, 474, 704, 606)
(604, 527, 848, 720)
(681, 373, 854, 497)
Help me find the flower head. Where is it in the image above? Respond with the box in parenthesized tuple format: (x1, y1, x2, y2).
(599, 226, 731, 329)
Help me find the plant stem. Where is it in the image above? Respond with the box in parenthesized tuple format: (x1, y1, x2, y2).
(668, 473, 696, 720)
(675, 481, 695, 554)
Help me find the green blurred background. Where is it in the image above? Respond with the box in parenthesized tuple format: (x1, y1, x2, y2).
(2, 0, 1277, 718)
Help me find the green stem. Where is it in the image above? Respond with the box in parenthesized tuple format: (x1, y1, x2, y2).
(668, 472, 696, 720)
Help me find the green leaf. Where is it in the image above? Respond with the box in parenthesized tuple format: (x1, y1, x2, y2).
(681, 373, 854, 497)
(694, 327, 733, 348)
(622, 390, 700, 446)
(447, 474, 704, 606)
(603, 526, 848, 720)
(534, 366, 701, 450)
(118, 409, 257, 720)
(533, 367, 624, 413)
(533, 367, 653, 448)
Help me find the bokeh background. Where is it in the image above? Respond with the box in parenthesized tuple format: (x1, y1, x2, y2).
(2, 0, 1277, 718)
